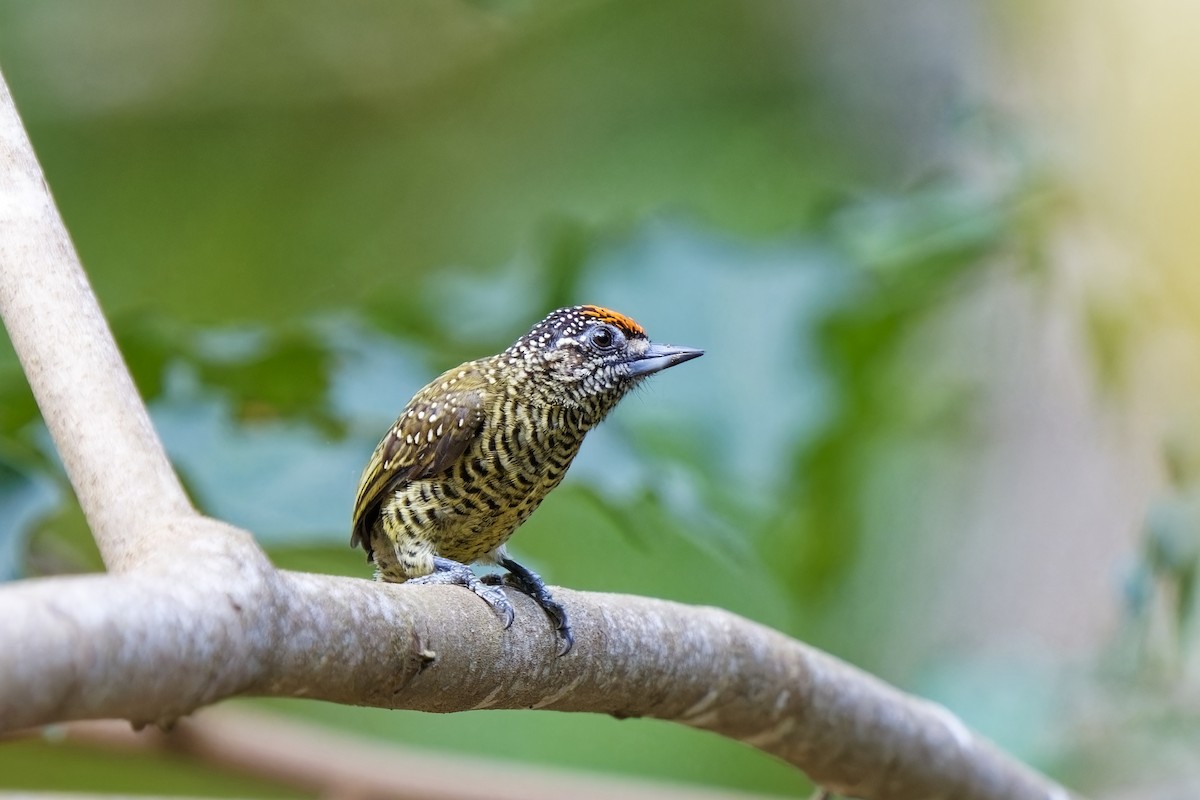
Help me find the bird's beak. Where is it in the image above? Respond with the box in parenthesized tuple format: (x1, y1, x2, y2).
(626, 343, 704, 377)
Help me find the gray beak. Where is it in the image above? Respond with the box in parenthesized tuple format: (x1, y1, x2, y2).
(626, 343, 704, 377)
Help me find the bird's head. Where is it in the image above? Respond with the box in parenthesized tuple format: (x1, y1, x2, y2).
(502, 305, 703, 411)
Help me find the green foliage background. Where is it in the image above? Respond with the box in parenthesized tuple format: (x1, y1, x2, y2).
(0, 2, 1096, 797)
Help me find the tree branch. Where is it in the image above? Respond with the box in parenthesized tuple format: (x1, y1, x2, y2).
(18, 708, 786, 800)
(0, 67, 1075, 800)
(0, 71, 205, 574)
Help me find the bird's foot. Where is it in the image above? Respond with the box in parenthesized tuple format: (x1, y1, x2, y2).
(482, 557, 574, 655)
(408, 557, 515, 628)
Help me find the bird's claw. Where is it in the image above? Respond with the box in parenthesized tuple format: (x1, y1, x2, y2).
(411, 557, 571, 651)
(499, 558, 575, 655)
(482, 585, 516, 629)
(409, 558, 515, 628)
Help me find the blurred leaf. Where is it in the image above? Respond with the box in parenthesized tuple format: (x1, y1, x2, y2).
(25, 484, 104, 577)
(768, 176, 1040, 599)
(1083, 296, 1135, 393)
(267, 543, 366, 578)
(193, 328, 341, 434)
(0, 456, 60, 580)
(912, 655, 1067, 769)
(116, 312, 188, 402)
(0, 364, 41, 448)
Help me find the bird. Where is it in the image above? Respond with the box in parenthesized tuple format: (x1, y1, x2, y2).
(351, 305, 703, 655)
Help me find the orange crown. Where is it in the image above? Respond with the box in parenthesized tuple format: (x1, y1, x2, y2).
(578, 305, 645, 337)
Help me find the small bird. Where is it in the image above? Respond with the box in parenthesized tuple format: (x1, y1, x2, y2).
(351, 305, 703, 654)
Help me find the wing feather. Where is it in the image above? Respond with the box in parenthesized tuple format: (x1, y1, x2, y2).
(350, 367, 487, 555)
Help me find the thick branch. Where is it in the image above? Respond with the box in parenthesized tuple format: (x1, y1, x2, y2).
(0, 567, 1065, 800)
(0, 67, 1075, 800)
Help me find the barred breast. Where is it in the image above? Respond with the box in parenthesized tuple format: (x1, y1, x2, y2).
(372, 400, 589, 580)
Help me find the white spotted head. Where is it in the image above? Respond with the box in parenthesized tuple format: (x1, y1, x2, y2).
(501, 305, 703, 413)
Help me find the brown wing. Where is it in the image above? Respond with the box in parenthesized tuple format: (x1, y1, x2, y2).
(350, 366, 487, 556)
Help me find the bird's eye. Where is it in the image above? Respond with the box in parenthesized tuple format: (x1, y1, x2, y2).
(589, 325, 619, 351)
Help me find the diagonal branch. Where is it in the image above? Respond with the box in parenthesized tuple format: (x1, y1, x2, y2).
(0, 73, 214, 574)
(0, 67, 1076, 800)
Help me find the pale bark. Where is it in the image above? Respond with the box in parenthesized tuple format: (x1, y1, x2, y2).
(0, 68, 1075, 800)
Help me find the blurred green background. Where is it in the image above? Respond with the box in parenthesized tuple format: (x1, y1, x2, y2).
(3, 1, 1199, 797)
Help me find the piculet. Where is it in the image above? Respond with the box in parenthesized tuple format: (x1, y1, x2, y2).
(351, 305, 703, 654)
